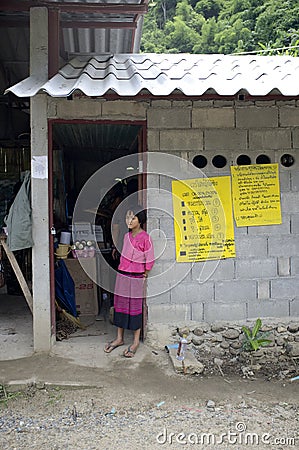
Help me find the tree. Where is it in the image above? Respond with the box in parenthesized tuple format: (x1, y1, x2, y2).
(140, 0, 299, 55)
(194, 0, 223, 19)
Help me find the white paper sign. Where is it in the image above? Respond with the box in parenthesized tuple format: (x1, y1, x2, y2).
(31, 156, 48, 179)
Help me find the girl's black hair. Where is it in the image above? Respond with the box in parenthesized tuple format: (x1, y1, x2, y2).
(134, 209, 147, 227)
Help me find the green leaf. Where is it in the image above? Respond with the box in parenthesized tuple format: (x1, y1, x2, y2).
(241, 325, 252, 339)
(252, 318, 262, 338)
(257, 339, 272, 347)
(251, 341, 260, 351)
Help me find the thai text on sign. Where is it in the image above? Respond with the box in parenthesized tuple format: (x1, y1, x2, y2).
(231, 164, 281, 227)
(172, 176, 235, 262)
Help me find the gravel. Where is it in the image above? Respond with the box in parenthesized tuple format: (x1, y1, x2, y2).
(1, 376, 298, 450)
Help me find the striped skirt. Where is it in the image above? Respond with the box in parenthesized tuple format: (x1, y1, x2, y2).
(113, 271, 144, 331)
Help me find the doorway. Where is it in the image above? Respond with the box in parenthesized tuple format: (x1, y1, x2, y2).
(50, 120, 147, 343)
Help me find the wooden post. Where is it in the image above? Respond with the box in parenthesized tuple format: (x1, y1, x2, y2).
(0, 237, 33, 314)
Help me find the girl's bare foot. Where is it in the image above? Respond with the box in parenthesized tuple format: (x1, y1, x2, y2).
(104, 339, 124, 353)
(123, 343, 139, 358)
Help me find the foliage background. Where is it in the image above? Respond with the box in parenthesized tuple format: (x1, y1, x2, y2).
(141, 0, 299, 55)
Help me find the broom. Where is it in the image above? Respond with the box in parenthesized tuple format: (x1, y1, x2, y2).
(55, 300, 86, 330)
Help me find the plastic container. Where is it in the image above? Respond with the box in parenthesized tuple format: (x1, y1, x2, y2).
(60, 231, 71, 245)
(72, 248, 95, 259)
(176, 335, 188, 361)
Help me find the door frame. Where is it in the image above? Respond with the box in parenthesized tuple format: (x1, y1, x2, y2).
(48, 118, 148, 337)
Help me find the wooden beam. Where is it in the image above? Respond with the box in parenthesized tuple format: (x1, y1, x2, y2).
(0, 238, 33, 314)
(0, 1, 148, 15)
(61, 21, 137, 29)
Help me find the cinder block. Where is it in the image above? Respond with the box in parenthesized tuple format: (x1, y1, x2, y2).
(277, 257, 290, 276)
(204, 302, 247, 322)
(187, 150, 232, 173)
(160, 129, 203, 151)
(235, 236, 267, 258)
(236, 107, 278, 128)
(171, 282, 214, 304)
(234, 225, 248, 237)
(247, 300, 289, 319)
(290, 298, 299, 316)
(214, 100, 234, 107)
(291, 214, 299, 233)
(205, 129, 247, 151)
(151, 261, 192, 286)
(281, 192, 299, 213)
(274, 150, 297, 169)
(290, 257, 299, 275)
(159, 216, 175, 238)
(147, 217, 159, 232)
(279, 171, 291, 192)
(292, 127, 299, 148)
(291, 171, 299, 191)
(192, 108, 234, 128)
(236, 100, 255, 107)
(152, 100, 172, 108)
(215, 280, 256, 302)
(57, 98, 102, 118)
(102, 100, 147, 118)
(173, 100, 192, 107)
(255, 101, 276, 107)
(277, 100, 296, 107)
(147, 288, 171, 305)
(193, 100, 214, 108)
(280, 107, 299, 127)
(271, 278, 299, 299)
(191, 302, 204, 321)
(236, 259, 276, 279)
(151, 236, 175, 261)
(159, 174, 175, 191)
(147, 303, 191, 323)
(257, 280, 270, 299)
(161, 263, 193, 287)
(191, 258, 235, 282)
(269, 236, 299, 257)
(147, 108, 191, 129)
(249, 129, 291, 149)
(147, 152, 194, 179)
(147, 130, 160, 151)
(247, 219, 289, 235)
(147, 173, 160, 189)
(147, 191, 172, 215)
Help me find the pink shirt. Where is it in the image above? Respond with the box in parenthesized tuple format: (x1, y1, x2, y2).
(118, 230, 155, 273)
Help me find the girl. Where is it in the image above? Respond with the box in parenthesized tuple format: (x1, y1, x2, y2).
(104, 209, 154, 357)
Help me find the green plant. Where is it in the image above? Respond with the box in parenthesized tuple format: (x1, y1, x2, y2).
(0, 384, 22, 407)
(242, 318, 272, 352)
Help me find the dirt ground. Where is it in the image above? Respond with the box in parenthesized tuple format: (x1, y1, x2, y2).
(0, 349, 298, 450)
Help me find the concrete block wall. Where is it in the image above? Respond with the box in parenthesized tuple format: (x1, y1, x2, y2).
(49, 96, 299, 325)
(146, 98, 299, 324)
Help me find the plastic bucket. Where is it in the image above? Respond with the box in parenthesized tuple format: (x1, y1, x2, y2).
(55, 244, 71, 259)
(60, 231, 71, 245)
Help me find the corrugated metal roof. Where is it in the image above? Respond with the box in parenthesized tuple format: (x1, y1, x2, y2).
(0, 1, 146, 92)
(7, 53, 299, 98)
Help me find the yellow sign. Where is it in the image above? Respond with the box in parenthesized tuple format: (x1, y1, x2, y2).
(231, 164, 281, 227)
(172, 177, 235, 262)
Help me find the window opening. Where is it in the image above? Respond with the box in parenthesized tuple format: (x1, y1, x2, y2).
(212, 155, 227, 168)
(236, 154, 251, 165)
(193, 155, 207, 169)
(280, 154, 295, 167)
(256, 154, 271, 164)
